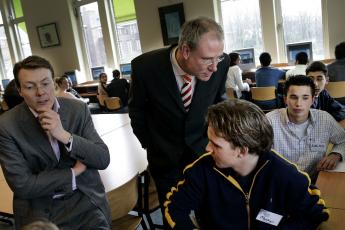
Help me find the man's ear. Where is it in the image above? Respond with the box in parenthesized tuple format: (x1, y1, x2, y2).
(181, 44, 191, 60)
(326, 75, 329, 84)
(283, 96, 287, 106)
(238, 146, 249, 158)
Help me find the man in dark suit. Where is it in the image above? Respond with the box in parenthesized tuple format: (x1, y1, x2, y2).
(107, 69, 130, 106)
(0, 56, 111, 229)
(129, 17, 229, 223)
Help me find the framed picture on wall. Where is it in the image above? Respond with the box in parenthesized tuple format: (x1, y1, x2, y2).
(158, 3, 185, 46)
(37, 23, 60, 48)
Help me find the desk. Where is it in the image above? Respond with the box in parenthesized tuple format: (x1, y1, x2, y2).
(0, 114, 147, 216)
(92, 114, 147, 192)
(316, 171, 345, 229)
(74, 81, 98, 103)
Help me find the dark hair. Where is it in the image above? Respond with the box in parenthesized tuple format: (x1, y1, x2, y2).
(178, 17, 224, 51)
(259, 52, 271, 67)
(13, 55, 54, 88)
(229, 52, 240, 67)
(335, 41, 345, 59)
(207, 99, 273, 156)
(55, 75, 69, 86)
(98, 72, 107, 82)
(283, 75, 316, 97)
(295, 52, 309, 65)
(112, 69, 120, 79)
(306, 61, 327, 75)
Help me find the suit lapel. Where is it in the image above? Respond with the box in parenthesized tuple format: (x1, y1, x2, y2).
(19, 104, 58, 163)
(159, 46, 186, 112)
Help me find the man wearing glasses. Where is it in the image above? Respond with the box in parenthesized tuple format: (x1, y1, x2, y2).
(129, 17, 229, 226)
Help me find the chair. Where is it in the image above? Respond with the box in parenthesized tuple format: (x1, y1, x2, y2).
(251, 87, 277, 112)
(136, 170, 163, 230)
(104, 97, 121, 110)
(107, 174, 143, 230)
(226, 88, 236, 99)
(97, 94, 106, 107)
(1, 100, 9, 112)
(325, 81, 345, 105)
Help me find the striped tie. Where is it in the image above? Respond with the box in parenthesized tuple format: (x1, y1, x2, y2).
(181, 74, 192, 111)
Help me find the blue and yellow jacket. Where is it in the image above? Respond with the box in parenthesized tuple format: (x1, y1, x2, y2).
(164, 150, 329, 229)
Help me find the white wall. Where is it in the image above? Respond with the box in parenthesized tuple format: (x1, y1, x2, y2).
(134, 0, 215, 53)
(21, 0, 82, 78)
(325, 0, 345, 58)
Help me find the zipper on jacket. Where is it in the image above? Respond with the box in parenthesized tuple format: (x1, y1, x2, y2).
(245, 193, 250, 230)
(213, 160, 269, 230)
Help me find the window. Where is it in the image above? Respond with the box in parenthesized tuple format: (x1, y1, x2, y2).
(0, 9, 13, 80)
(280, 0, 324, 61)
(112, 0, 141, 64)
(9, 0, 32, 59)
(220, 0, 263, 61)
(78, 1, 107, 69)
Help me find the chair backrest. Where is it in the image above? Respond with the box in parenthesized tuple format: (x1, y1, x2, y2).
(107, 174, 139, 220)
(226, 88, 236, 99)
(251, 87, 276, 101)
(325, 81, 345, 98)
(1, 100, 9, 111)
(97, 94, 106, 107)
(105, 97, 121, 110)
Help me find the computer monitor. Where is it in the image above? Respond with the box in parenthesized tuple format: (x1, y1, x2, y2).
(233, 48, 255, 71)
(64, 71, 78, 86)
(286, 42, 313, 65)
(91, 66, 105, 80)
(120, 63, 132, 81)
(1, 79, 10, 90)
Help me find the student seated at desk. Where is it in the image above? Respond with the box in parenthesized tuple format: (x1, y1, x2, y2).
(255, 52, 285, 88)
(266, 76, 345, 182)
(225, 52, 251, 99)
(164, 99, 329, 229)
(107, 69, 130, 106)
(285, 51, 309, 79)
(97, 72, 108, 96)
(328, 41, 345, 82)
(3, 78, 23, 109)
(307, 61, 345, 128)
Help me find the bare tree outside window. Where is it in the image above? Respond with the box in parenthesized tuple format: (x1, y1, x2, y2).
(281, 0, 324, 60)
(221, 0, 263, 61)
(116, 20, 142, 64)
(80, 2, 107, 68)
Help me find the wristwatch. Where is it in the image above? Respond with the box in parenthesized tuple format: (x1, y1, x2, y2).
(65, 133, 73, 151)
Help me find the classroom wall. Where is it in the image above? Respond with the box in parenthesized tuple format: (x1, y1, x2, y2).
(21, 0, 82, 78)
(134, 0, 215, 53)
(324, 0, 345, 58)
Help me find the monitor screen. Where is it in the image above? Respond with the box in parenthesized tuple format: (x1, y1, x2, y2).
(120, 63, 132, 76)
(286, 42, 313, 65)
(233, 48, 255, 71)
(1, 79, 10, 90)
(91, 66, 105, 80)
(64, 71, 78, 86)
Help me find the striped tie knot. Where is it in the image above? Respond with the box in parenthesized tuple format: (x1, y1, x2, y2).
(181, 74, 192, 111)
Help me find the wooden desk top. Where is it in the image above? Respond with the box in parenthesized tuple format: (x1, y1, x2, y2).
(316, 171, 345, 209)
(318, 208, 345, 230)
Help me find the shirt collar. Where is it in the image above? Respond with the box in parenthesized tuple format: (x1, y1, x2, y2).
(29, 98, 60, 118)
(281, 108, 315, 126)
(170, 46, 191, 77)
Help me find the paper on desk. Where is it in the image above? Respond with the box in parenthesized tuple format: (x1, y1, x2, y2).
(326, 162, 345, 172)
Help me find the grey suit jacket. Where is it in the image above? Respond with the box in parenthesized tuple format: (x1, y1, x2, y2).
(0, 98, 111, 228)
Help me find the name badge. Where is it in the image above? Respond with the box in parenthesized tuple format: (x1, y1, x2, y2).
(256, 209, 283, 226)
(310, 143, 326, 152)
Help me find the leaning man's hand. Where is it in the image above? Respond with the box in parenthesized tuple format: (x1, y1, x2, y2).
(317, 153, 342, 171)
